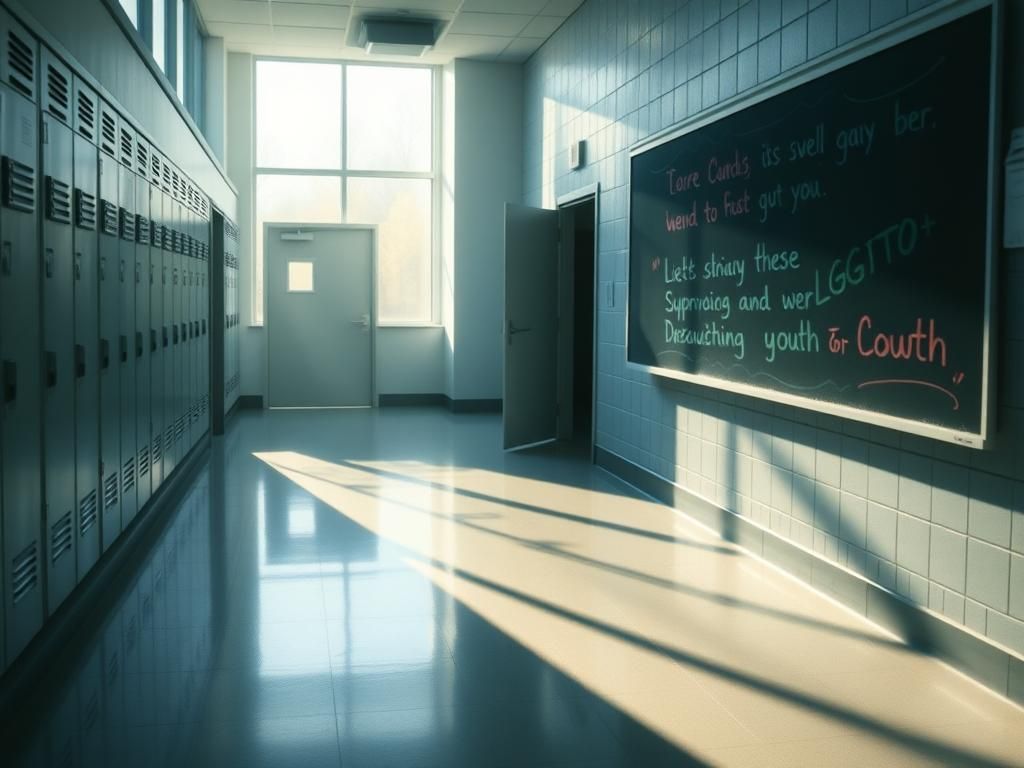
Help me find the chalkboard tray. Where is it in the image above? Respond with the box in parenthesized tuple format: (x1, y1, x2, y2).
(626, 1, 1001, 448)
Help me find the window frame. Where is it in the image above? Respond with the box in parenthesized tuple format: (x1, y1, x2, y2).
(252, 56, 441, 328)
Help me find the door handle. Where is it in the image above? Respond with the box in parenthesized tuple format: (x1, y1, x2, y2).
(350, 314, 370, 329)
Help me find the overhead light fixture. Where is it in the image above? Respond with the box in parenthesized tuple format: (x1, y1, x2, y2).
(359, 18, 438, 56)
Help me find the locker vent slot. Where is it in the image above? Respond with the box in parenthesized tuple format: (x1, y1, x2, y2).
(150, 152, 161, 183)
(76, 86, 96, 141)
(118, 126, 134, 169)
(103, 471, 119, 509)
(136, 141, 149, 179)
(46, 62, 71, 124)
(161, 163, 171, 193)
(101, 199, 118, 235)
(11, 542, 38, 603)
(152, 435, 162, 465)
(51, 510, 73, 563)
(119, 207, 136, 241)
(107, 651, 119, 685)
(3, 157, 35, 213)
(6, 29, 34, 100)
(175, 417, 185, 442)
(84, 691, 99, 732)
(136, 215, 150, 245)
(164, 426, 174, 455)
(122, 457, 135, 495)
(75, 188, 97, 229)
(100, 110, 116, 158)
(138, 445, 150, 478)
(79, 489, 98, 535)
(45, 176, 72, 224)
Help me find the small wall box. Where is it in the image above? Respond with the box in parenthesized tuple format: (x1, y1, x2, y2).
(570, 140, 586, 170)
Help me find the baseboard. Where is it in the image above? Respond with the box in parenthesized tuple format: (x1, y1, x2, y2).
(447, 397, 502, 414)
(379, 393, 448, 407)
(594, 446, 1024, 708)
(0, 434, 212, 722)
(237, 394, 263, 409)
(377, 394, 502, 413)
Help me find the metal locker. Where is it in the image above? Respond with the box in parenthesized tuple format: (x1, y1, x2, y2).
(72, 76, 100, 581)
(97, 98, 120, 551)
(188, 190, 198, 448)
(172, 169, 185, 462)
(148, 150, 164, 494)
(134, 137, 151, 511)
(118, 120, 137, 528)
(0, 12, 42, 667)
(201, 201, 209, 434)
(40, 48, 76, 612)
(160, 158, 175, 481)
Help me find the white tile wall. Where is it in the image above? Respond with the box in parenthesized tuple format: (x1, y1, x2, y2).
(523, 0, 1024, 656)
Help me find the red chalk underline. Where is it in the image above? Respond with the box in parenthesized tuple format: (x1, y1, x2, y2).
(857, 379, 960, 411)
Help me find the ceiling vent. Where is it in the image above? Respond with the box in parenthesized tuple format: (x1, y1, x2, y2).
(359, 18, 437, 56)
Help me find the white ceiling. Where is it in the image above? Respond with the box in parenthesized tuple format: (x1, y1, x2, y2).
(197, 0, 584, 64)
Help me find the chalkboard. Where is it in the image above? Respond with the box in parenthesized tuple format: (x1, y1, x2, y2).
(627, 5, 998, 447)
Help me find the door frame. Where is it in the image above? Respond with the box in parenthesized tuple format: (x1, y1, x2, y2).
(556, 183, 600, 462)
(263, 222, 379, 408)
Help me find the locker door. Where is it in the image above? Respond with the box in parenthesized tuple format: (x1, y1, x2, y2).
(171, 173, 182, 462)
(201, 206, 210, 434)
(160, 159, 175, 480)
(72, 78, 100, 581)
(118, 122, 137, 527)
(188, 197, 198, 447)
(0, 15, 42, 665)
(148, 152, 163, 493)
(97, 100, 120, 551)
(134, 139, 151, 511)
(41, 50, 77, 612)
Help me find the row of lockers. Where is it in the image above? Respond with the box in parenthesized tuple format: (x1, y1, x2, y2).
(223, 219, 239, 416)
(0, 6, 228, 672)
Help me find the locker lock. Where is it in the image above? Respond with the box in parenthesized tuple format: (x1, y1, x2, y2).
(100, 339, 110, 370)
(135, 332, 143, 358)
(119, 259, 126, 282)
(150, 329, 157, 353)
(74, 252, 82, 281)
(119, 336, 127, 364)
(162, 327, 168, 348)
(1, 242, 11, 276)
(75, 344, 86, 378)
(45, 248, 54, 279)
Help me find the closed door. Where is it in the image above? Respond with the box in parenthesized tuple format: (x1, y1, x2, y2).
(267, 225, 375, 407)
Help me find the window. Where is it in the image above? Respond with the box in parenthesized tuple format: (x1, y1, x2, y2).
(175, 0, 185, 102)
(119, 0, 139, 27)
(254, 60, 437, 326)
(151, 0, 165, 72)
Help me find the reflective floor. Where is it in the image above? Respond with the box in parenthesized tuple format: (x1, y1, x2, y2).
(5, 408, 1024, 767)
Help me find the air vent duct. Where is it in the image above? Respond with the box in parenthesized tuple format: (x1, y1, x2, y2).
(359, 18, 437, 56)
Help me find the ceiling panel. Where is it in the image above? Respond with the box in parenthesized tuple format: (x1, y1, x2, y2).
(519, 15, 564, 38)
(446, 12, 532, 37)
(460, 0, 547, 13)
(271, 3, 350, 28)
(203, 0, 587, 63)
(198, 0, 271, 24)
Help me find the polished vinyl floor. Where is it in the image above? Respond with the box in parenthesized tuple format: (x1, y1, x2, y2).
(5, 408, 1024, 767)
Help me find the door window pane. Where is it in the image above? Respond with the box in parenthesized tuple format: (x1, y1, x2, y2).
(346, 66, 432, 172)
(288, 261, 314, 293)
(257, 61, 342, 169)
(346, 178, 431, 322)
(256, 175, 342, 323)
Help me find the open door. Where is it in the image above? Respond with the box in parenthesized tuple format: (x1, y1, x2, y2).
(503, 203, 559, 451)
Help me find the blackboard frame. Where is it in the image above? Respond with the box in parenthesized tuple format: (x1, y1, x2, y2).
(625, 0, 1003, 449)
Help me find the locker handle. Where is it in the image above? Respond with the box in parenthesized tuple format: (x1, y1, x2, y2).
(100, 339, 110, 370)
(135, 332, 143, 358)
(202, 319, 207, 336)
(150, 329, 157, 352)
(75, 344, 86, 378)
(3, 360, 16, 403)
(180, 323, 187, 341)
(45, 351, 57, 388)
(119, 336, 127, 364)
(163, 327, 168, 348)
(173, 326, 178, 345)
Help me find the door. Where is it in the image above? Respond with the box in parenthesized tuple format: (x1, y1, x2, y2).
(503, 204, 559, 451)
(266, 225, 374, 408)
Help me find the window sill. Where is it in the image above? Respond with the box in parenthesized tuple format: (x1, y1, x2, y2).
(248, 322, 444, 329)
